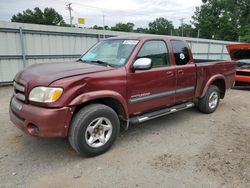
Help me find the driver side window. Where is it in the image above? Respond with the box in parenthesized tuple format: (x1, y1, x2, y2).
(136, 40, 169, 67)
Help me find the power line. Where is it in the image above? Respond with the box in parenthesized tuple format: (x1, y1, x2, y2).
(59, 0, 184, 19)
(44, 0, 192, 28)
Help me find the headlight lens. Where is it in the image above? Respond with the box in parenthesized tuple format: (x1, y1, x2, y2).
(29, 87, 63, 103)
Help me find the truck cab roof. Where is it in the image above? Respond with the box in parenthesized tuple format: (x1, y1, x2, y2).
(106, 35, 186, 42)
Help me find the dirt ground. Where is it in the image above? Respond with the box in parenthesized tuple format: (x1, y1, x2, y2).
(0, 86, 249, 188)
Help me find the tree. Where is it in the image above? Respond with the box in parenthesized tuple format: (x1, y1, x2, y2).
(134, 27, 149, 33)
(111, 22, 135, 32)
(191, 0, 250, 41)
(148, 17, 174, 35)
(11, 7, 67, 26)
(240, 25, 250, 43)
(176, 24, 196, 37)
(91, 25, 110, 30)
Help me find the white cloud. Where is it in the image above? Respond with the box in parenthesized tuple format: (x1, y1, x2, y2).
(0, 0, 202, 28)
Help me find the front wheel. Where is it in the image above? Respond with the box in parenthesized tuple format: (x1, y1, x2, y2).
(198, 85, 220, 114)
(68, 104, 120, 156)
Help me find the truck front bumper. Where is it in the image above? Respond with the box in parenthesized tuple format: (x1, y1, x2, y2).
(9, 97, 73, 137)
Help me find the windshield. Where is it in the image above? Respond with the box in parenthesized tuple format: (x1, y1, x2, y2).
(80, 39, 139, 67)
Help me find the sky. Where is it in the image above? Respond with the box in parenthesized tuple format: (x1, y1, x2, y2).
(0, 0, 202, 28)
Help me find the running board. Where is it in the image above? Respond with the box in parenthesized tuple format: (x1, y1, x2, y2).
(129, 102, 195, 124)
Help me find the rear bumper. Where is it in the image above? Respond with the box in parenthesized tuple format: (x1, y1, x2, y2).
(9, 97, 73, 137)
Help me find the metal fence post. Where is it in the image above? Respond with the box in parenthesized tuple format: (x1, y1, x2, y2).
(19, 27, 26, 68)
(220, 44, 224, 60)
(207, 42, 211, 59)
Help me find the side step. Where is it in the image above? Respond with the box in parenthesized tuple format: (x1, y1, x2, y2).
(129, 102, 195, 124)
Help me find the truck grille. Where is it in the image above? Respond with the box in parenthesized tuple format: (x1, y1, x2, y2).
(234, 81, 250, 86)
(236, 71, 250, 76)
(13, 81, 26, 102)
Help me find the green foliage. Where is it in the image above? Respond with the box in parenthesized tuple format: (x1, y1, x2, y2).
(192, 0, 250, 41)
(111, 22, 134, 32)
(10, 3, 250, 41)
(90, 25, 110, 30)
(11, 7, 67, 26)
(148, 17, 174, 35)
(134, 27, 149, 33)
(240, 25, 250, 42)
(176, 24, 196, 37)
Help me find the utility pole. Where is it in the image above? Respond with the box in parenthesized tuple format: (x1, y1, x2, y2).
(197, 29, 200, 38)
(66, 3, 73, 26)
(102, 14, 105, 39)
(180, 18, 185, 37)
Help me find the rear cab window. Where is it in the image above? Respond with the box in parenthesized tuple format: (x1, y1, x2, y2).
(170, 40, 191, 65)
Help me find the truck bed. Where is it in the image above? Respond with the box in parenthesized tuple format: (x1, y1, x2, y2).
(194, 60, 236, 97)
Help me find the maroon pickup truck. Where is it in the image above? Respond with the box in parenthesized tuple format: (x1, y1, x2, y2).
(9, 36, 236, 156)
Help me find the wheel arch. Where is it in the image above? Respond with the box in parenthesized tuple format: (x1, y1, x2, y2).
(201, 75, 226, 99)
(69, 90, 129, 121)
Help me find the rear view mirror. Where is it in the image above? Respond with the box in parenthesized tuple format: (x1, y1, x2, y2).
(132, 58, 152, 71)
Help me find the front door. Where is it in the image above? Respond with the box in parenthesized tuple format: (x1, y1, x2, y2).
(127, 40, 176, 115)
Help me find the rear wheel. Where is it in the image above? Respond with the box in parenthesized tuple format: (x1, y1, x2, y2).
(69, 104, 120, 156)
(198, 85, 220, 114)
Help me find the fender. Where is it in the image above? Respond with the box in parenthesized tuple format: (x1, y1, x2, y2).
(201, 74, 226, 98)
(68, 90, 129, 119)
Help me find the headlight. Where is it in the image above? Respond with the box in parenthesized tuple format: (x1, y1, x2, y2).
(29, 87, 63, 103)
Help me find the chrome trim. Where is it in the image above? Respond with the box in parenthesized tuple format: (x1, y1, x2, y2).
(13, 81, 26, 102)
(170, 108, 177, 112)
(16, 93, 25, 101)
(187, 103, 194, 107)
(138, 117, 149, 122)
(176, 86, 195, 94)
(13, 82, 25, 92)
(129, 90, 175, 104)
(11, 98, 23, 111)
(129, 86, 195, 104)
(137, 102, 195, 123)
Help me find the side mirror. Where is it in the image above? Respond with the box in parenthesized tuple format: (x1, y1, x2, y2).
(132, 58, 152, 71)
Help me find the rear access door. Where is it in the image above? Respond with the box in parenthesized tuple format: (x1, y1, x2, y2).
(170, 40, 196, 103)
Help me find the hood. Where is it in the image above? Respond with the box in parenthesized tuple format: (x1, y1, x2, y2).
(226, 44, 250, 61)
(15, 61, 113, 86)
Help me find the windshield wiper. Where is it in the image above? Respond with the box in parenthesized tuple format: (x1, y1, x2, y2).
(78, 59, 118, 67)
(77, 58, 85, 63)
(90, 60, 110, 66)
(90, 60, 119, 67)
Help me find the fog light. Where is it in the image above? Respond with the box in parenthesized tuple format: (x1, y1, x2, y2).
(27, 123, 39, 135)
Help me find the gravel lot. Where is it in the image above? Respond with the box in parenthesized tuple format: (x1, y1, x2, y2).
(0, 86, 249, 188)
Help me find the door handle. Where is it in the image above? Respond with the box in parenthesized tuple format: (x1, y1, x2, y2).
(166, 71, 174, 77)
(178, 70, 184, 75)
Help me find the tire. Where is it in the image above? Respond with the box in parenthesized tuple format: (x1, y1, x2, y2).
(68, 104, 120, 157)
(198, 85, 220, 114)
